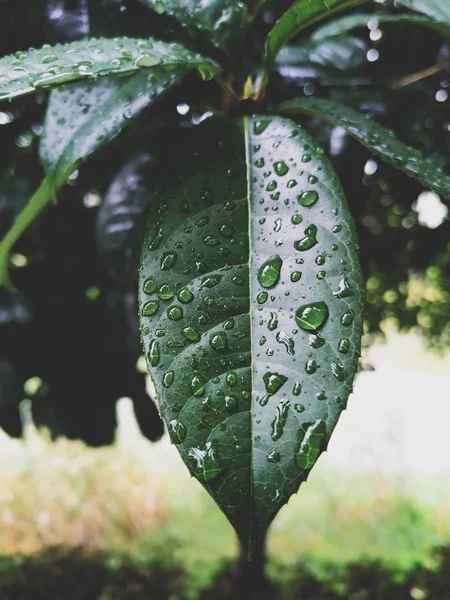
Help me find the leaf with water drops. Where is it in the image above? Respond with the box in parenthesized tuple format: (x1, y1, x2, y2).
(395, 0, 450, 23)
(0, 36, 219, 102)
(279, 96, 450, 199)
(139, 115, 363, 556)
(139, 0, 247, 56)
(264, 0, 367, 69)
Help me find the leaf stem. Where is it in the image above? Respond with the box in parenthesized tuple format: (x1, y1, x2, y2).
(393, 59, 450, 89)
(0, 176, 54, 289)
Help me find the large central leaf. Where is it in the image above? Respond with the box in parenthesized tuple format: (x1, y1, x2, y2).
(139, 115, 363, 555)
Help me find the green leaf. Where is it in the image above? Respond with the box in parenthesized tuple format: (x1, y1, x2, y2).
(395, 0, 450, 22)
(311, 12, 450, 42)
(138, 115, 364, 556)
(264, 0, 368, 67)
(277, 36, 367, 71)
(278, 96, 450, 199)
(0, 36, 219, 102)
(0, 67, 191, 287)
(139, 0, 247, 56)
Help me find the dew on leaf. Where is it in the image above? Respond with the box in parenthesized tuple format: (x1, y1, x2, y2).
(293, 382, 302, 397)
(203, 235, 220, 246)
(225, 395, 238, 412)
(168, 306, 183, 321)
(338, 338, 350, 354)
(210, 331, 227, 351)
(295, 420, 326, 470)
(294, 225, 318, 251)
(305, 360, 318, 374)
(276, 330, 295, 356)
(271, 399, 290, 441)
(196, 216, 209, 227)
(308, 175, 318, 184)
(168, 419, 186, 444)
(298, 190, 319, 207)
(257, 255, 283, 289)
(160, 251, 177, 270)
(253, 119, 270, 135)
(188, 442, 222, 482)
(158, 284, 175, 300)
(274, 161, 289, 176)
(266, 180, 277, 192)
(143, 277, 157, 294)
(226, 372, 237, 387)
(200, 274, 222, 288)
(309, 332, 326, 349)
(267, 450, 281, 463)
(294, 402, 305, 412)
(333, 278, 355, 298)
(148, 339, 160, 367)
(291, 214, 303, 225)
(163, 370, 175, 388)
(191, 373, 206, 397)
(257, 292, 268, 304)
(177, 287, 194, 303)
(291, 271, 302, 282)
(287, 179, 298, 188)
(268, 312, 278, 331)
(295, 301, 329, 331)
(182, 327, 201, 342)
(341, 310, 355, 326)
(142, 300, 159, 317)
(263, 372, 288, 395)
(331, 361, 346, 381)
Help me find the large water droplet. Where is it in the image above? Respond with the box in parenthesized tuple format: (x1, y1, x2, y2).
(331, 361, 346, 381)
(210, 331, 227, 351)
(148, 339, 160, 367)
(160, 251, 177, 270)
(295, 301, 329, 331)
(263, 372, 288, 395)
(158, 284, 175, 300)
(257, 255, 283, 289)
(253, 119, 270, 135)
(257, 292, 268, 304)
(298, 190, 318, 207)
(142, 300, 159, 317)
(191, 373, 206, 396)
(305, 360, 318, 374)
(274, 161, 289, 176)
(226, 372, 237, 387)
(268, 312, 278, 331)
(135, 53, 162, 67)
(200, 275, 222, 289)
(341, 310, 354, 326)
(276, 330, 295, 356)
(309, 333, 326, 349)
(338, 338, 350, 354)
(333, 278, 355, 298)
(182, 327, 201, 342)
(168, 306, 183, 321)
(188, 442, 222, 482)
(168, 419, 186, 444)
(225, 395, 238, 412)
(177, 287, 194, 303)
(294, 225, 318, 251)
(163, 370, 175, 387)
(143, 277, 157, 295)
(271, 399, 290, 441)
(267, 450, 281, 463)
(295, 420, 326, 470)
(291, 271, 302, 282)
(291, 214, 303, 225)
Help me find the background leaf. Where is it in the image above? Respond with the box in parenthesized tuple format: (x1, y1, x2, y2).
(278, 96, 450, 199)
(138, 115, 363, 556)
(0, 36, 219, 102)
(139, 0, 247, 56)
(395, 0, 450, 22)
(264, 0, 367, 67)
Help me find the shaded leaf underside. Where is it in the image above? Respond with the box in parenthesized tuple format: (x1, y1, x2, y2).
(139, 115, 363, 555)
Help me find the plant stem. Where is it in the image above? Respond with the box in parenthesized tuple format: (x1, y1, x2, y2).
(236, 537, 272, 599)
(393, 60, 450, 89)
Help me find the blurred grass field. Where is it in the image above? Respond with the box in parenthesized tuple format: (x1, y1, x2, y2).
(0, 332, 450, 597)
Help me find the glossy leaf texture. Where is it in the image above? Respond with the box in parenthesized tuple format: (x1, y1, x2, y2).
(139, 0, 246, 56)
(278, 97, 450, 199)
(395, 0, 450, 23)
(0, 36, 219, 102)
(277, 36, 367, 72)
(311, 12, 450, 42)
(0, 68, 189, 288)
(138, 116, 364, 555)
(264, 0, 367, 67)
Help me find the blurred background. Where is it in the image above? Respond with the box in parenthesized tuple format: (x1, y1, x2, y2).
(1, 0, 450, 598)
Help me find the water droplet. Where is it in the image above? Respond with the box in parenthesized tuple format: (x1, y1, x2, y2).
(182, 327, 201, 342)
(158, 284, 175, 300)
(267, 450, 281, 463)
(298, 190, 319, 207)
(291, 381, 301, 396)
(254, 158, 265, 168)
(232, 276, 244, 285)
(295, 420, 326, 470)
(263, 372, 288, 395)
(305, 360, 318, 374)
(276, 330, 295, 355)
(257, 292, 268, 304)
(257, 255, 283, 289)
(210, 331, 227, 351)
(196, 216, 209, 227)
(253, 119, 270, 134)
(225, 395, 238, 412)
(160, 251, 177, 270)
(331, 361, 346, 381)
(287, 179, 298, 188)
(302, 153, 312, 163)
(163, 371, 175, 387)
(294, 403, 305, 412)
(266, 180, 277, 192)
(203, 296, 214, 306)
(41, 55, 59, 64)
(156, 329, 166, 337)
(294, 225, 318, 251)
(143, 277, 157, 294)
(333, 278, 355, 298)
(271, 399, 290, 441)
(309, 333, 326, 349)
(135, 53, 162, 67)
(200, 275, 222, 289)
(191, 373, 206, 397)
(168, 306, 183, 321)
(295, 301, 329, 331)
(226, 372, 237, 387)
(332, 224, 342, 233)
(142, 300, 159, 317)
(316, 271, 326, 280)
(168, 419, 186, 444)
(220, 224, 233, 237)
(148, 339, 160, 367)
(274, 218, 282, 233)
(341, 310, 354, 326)
(290, 271, 302, 282)
(223, 318, 235, 330)
(308, 175, 318, 184)
(268, 312, 278, 331)
(316, 390, 327, 401)
(177, 287, 194, 303)
(274, 161, 289, 176)
(203, 235, 220, 246)
(291, 214, 303, 225)
(338, 338, 350, 354)
(316, 254, 326, 266)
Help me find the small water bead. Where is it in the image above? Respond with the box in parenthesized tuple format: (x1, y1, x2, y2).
(253, 119, 270, 134)
(294, 224, 318, 251)
(257, 292, 268, 304)
(316, 390, 327, 401)
(210, 331, 227, 351)
(196, 216, 209, 227)
(331, 361, 346, 381)
(309, 333, 326, 349)
(232, 276, 244, 285)
(273, 161, 289, 176)
(271, 399, 290, 441)
(142, 300, 159, 317)
(257, 255, 283, 289)
(266, 348, 274, 357)
(294, 403, 305, 412)
(160, 251, 177, 270)
(341, 310, 354, 326)
(254, 157, 265, 168)
(168, 419, 186, 444)
(291, 214, 303, 225)
(268, 312, 278, 332)
(203, 235, 220, 246)
(295, 301, 329, 331)
(155, 329, 166, 337)
(305, 360, 318, 374)
(182, 327, 201, 342)
(167, 340, 185, 349)
(191, 373, 206, 396)
(223, 318, 235, 330)
(308, 175, 318, 184)
(158, 284, 175, 300)
(333, 278, 355, 299)
(302, 153, 312, 163)
(263, 372, 288, 395)
(225, 395, 238, 412)
(316, 271, 326, 280)
(148, 340, 160, 367)
(267, 450, 281, 463)
(188, 442, 222, 482)
(163, 370, 175, 387)
(220, 224, 233, 237)
(266, 180, 277, 192)
(200, 275, 222, 288)
(274, 218, 282, 232)
(332, 224, 342, 233)
(143, 277, 157, 294)
(259, 336, 267, 346)
(291, 271, 302, 282)
(316, 254, 326, 266)
(226, 372, 237, 387)
(177, 287, 194, 303)
(287, 179, 298, 188)
(330, 244, 338, 251)
(338, 338, 350, 354)
(135, 53, 162, 67)
(295, 419, 325, 470)
(293, 381, 302, 396)
(298, 190, 319, 207)
(276, 330, 295, 356)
